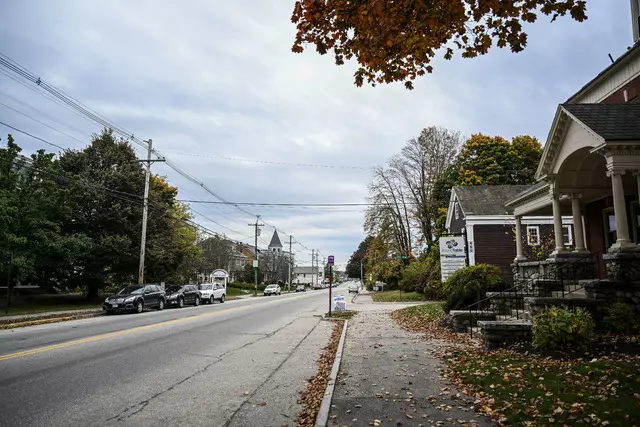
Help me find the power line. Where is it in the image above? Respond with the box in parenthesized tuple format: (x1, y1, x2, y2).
(0, 120, 67, 151)
(0, 52, 323, 255)
(160, 150, 372, 170)
(0, 101, 87, 145)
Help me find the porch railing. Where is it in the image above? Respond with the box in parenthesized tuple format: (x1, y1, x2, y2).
(463, 249, 607, 336)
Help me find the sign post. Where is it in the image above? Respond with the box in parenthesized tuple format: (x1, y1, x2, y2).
(328, 255, 334, 317)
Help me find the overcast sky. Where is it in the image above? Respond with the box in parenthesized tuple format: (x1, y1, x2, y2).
(0, 1, 634, 268)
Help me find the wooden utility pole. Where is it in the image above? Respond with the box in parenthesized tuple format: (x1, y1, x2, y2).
(249, 216, 264, 295)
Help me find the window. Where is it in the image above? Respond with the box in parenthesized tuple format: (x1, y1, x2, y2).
(527, 226, 540, 246)
(633, 202, 640, 244)
(454, 203, 460, 220)
(603, 208, 616, 248)
(562, 225, 573, 246)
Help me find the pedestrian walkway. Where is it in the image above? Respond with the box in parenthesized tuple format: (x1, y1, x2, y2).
(329, 306, 493, 426)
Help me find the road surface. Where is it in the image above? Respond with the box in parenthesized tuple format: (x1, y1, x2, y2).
(0, 286, 344, 427)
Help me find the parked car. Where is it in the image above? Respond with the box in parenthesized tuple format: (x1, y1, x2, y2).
(348, 282, 359, 293)
(198, 283, 226, 304)
(264, 284, 281, 296)
(165, 284, 201, 308)
(103, 284, 165, 314)
(295, 285, 306, 292)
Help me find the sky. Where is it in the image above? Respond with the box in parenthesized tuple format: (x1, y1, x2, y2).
(0, 1, 635, 269)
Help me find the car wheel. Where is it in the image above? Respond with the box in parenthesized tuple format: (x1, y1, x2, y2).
(158, 299, 165, 311)
(136, 301, 144, 314)
(194, 296, 200, 306)
(220, 294, 225, 303)
(178, 297, 184, 308)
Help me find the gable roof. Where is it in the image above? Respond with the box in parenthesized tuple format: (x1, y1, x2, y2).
(453, 185, 534, 216)
(567, 42, 640, 104)
(268, 230, 283, 248)
(561, 103, 640, 141)
(536, 103, 640, 179)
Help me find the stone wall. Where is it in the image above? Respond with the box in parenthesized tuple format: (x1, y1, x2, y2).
(604, 251, 640, 281)
(477, 321, 532, 349)
(513, 257, 598, 291)
(486, 292, 524, 314)
(449, 310, 496, 332)
(524, 296, 604, 320)
(583, 279, 640, 309)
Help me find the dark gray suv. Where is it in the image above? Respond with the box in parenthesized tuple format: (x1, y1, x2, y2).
(103, 284, 166, 314)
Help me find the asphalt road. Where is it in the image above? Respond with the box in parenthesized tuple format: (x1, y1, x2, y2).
(0, 286, 345, 427)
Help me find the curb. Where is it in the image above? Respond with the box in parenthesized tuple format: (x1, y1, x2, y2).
(314, 319, 349, 427)
(0, 311, 103, 329)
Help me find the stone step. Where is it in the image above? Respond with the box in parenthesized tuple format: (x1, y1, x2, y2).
(551, 289, 587, 298)
(449, 310, 497, 332)
(477, 320, 533, 349)
(467, 326, 482, 338)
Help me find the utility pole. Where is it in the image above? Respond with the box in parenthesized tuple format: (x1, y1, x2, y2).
(311, 249, 315, 289)
(5, 251, 13, 314)
(138, 139, 165, 284)
(360, 259, 364, 289)
(322, 256, 326, 282)
(249, 216, 264, 296)
(288, 235, 293, 292)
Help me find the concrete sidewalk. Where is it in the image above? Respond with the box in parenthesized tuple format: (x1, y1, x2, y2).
(329, 307, 493, 427)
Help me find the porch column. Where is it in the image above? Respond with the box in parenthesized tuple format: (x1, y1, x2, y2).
(514, 216, 526, 263)
(570, 194, 587, 252)
(607, 170, 634, 250)
(636, 171, 640, 207)
(550, 186, 566, 254)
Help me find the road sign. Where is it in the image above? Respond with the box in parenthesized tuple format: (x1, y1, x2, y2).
(328, 255, 334, 265)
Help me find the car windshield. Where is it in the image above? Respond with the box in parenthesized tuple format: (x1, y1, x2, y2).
(166, 285, 182, 293)
(118, 285, 144, 295)
(199, 284, 213, 290)
(266, 285, 277, 289)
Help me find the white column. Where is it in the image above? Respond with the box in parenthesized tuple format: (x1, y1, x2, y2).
(551, 188, 565, 254)
(570, 195, 587, 252)
(607, 170, 634, 250)
(514, 216, 526, 262)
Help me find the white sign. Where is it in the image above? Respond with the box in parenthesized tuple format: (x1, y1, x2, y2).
(212, 269, 228, 279)
(439, 236, 467, 282)
(333, 295, 347, 312)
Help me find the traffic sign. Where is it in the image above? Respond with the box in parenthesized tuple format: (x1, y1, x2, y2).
(328, 255, 334, 265)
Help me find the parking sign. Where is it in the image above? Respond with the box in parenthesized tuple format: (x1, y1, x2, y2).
(328, 255, 334, 265)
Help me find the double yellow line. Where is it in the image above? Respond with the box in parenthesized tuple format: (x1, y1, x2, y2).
(0, 293, 311, 362)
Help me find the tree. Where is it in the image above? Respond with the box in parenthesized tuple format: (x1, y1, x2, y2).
(454, 133, 542, 186)
(345, 236, 373, 278)
(291, 0, 587, 89)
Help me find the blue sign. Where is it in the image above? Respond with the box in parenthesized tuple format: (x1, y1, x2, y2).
(328, 255, 334, 265)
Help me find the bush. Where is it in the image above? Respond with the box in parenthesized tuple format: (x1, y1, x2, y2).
(443, 264, 504, 311)
(603, 303, 640, 334)
(532, 306, 595, 349)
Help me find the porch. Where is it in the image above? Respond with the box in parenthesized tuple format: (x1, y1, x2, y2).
(509, 103, 640, 287)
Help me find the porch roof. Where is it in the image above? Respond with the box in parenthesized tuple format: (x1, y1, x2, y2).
(562, 103, 640, 141)
(536, 103, 640, 181)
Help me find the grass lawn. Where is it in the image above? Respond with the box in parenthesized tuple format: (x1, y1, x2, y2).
(0, 293, 101, 317)
(390, 302, 445, 330)
(371, 290, 435, 303)
(325, 310, 357, 320)
(225, 287, 252, 297)
(0, 303, 100, 317)
(445, 350, 640, 426)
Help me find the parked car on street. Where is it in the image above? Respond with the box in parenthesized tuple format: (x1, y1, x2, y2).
(103, 284, 165, 314)
(165, 284, 201, 308)
(198, 283, 226, 304)
(348, 282, 359, 293)
(295, 285, 306, 292)
(264, 284, 281, 296)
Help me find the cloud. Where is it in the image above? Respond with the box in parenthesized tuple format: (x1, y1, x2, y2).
(0, 0, 631, 264)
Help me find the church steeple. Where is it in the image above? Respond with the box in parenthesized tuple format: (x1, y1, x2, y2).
(268, 230, 283, 252)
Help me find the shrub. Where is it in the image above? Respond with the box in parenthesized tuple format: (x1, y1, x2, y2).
(532, 306, 595, 349)
(443, 264, 504, 311)
(603, 302, 640, 334)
